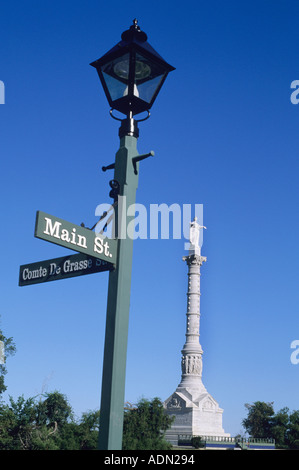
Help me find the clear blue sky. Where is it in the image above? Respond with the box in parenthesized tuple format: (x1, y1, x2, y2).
(1, 0, 299, 437)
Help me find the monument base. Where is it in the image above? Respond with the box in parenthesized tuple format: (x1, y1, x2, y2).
(164, 386, 230, 446)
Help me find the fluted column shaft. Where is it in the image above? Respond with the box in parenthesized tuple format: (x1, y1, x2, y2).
(178, 254, 206, 389)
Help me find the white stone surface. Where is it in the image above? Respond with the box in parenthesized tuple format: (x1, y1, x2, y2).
(164, 219, 229, 444)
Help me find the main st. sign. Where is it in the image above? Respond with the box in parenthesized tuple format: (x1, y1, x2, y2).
(19, 211, 117, 287)
(35, 211, 117, 263)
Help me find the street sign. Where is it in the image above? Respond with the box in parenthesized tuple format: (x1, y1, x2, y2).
(19, 253, 113, 287)
(34, 211, 117, 263)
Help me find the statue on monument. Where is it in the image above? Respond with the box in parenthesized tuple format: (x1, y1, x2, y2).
(189, 217, 206, 253)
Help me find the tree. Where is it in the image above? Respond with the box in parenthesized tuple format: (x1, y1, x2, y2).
(36, 391, 73, 428)
(34, 391, 75, 449)
(75, 410, 100, 450)
(0, 395, 39, 450)
(0, 389, 102, 450)
(242, 401, 275, 438)
(122, 397, 174, 450)
(0, 325, 16, 397)
(242, 401, 299, 449)
(287, 410, 299, 449)
(271, 407, 289, 448)
(0, 391, 74, 449)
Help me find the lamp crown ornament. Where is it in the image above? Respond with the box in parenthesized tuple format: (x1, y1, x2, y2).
(121, 19, 148, 42)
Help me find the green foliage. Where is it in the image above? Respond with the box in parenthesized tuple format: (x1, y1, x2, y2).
(0, 392, 174, 450)
(242, 401, 275, 438)
(191, 436, 204, 448)
(0, 395, 42, 450)
(271, 407, 289, 448)
(0, 326, 16, 397)
(75, 410, 100, 450)
(36, 391, 73, 428)
(0, 391, 99, 450)
(287, 410, 299, 449)
(122, 397, 174, 450)
(242, 401, 299, 449)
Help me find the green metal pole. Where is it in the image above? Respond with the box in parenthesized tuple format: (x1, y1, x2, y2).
(98, 122, 140, 450)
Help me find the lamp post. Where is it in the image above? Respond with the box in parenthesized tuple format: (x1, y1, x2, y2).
(90, 20, 175, 450)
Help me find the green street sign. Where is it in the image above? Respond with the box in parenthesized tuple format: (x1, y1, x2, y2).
(34, 211, 117, 263)
(19, 253, 113, 287)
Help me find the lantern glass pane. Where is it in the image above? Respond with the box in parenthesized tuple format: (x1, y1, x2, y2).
(135, 53, 167, 79)
(137, 74, 165, 103)
(102, 72, 127, 101)
(133, 52, 168, 103)
(100, 53, 132, 101)
(102, 53, 130, 83)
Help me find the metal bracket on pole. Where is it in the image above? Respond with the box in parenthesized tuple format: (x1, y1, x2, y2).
(102, 151, 154, 174)
(102, 163, 115, 172)
(132, 150, 155, 174)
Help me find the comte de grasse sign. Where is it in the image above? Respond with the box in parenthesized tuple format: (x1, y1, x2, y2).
(19, 253, 112, 287)
(34, 211, 117, 264)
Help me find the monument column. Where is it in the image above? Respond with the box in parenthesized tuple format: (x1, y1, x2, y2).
(178, 253, 206, 392)
(164, 217, 229, 444)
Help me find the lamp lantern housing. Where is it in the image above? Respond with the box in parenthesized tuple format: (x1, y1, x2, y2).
(90, 19, 175, 118)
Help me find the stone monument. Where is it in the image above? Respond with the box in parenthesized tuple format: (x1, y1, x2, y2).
(164, 218, 230, 445)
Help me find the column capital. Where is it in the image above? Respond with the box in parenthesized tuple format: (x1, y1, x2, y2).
(182, 254, 207, 266)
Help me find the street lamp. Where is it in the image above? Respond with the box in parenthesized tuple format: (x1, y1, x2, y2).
(91, 19, 174, 450)
(90, 18, 175, 136)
